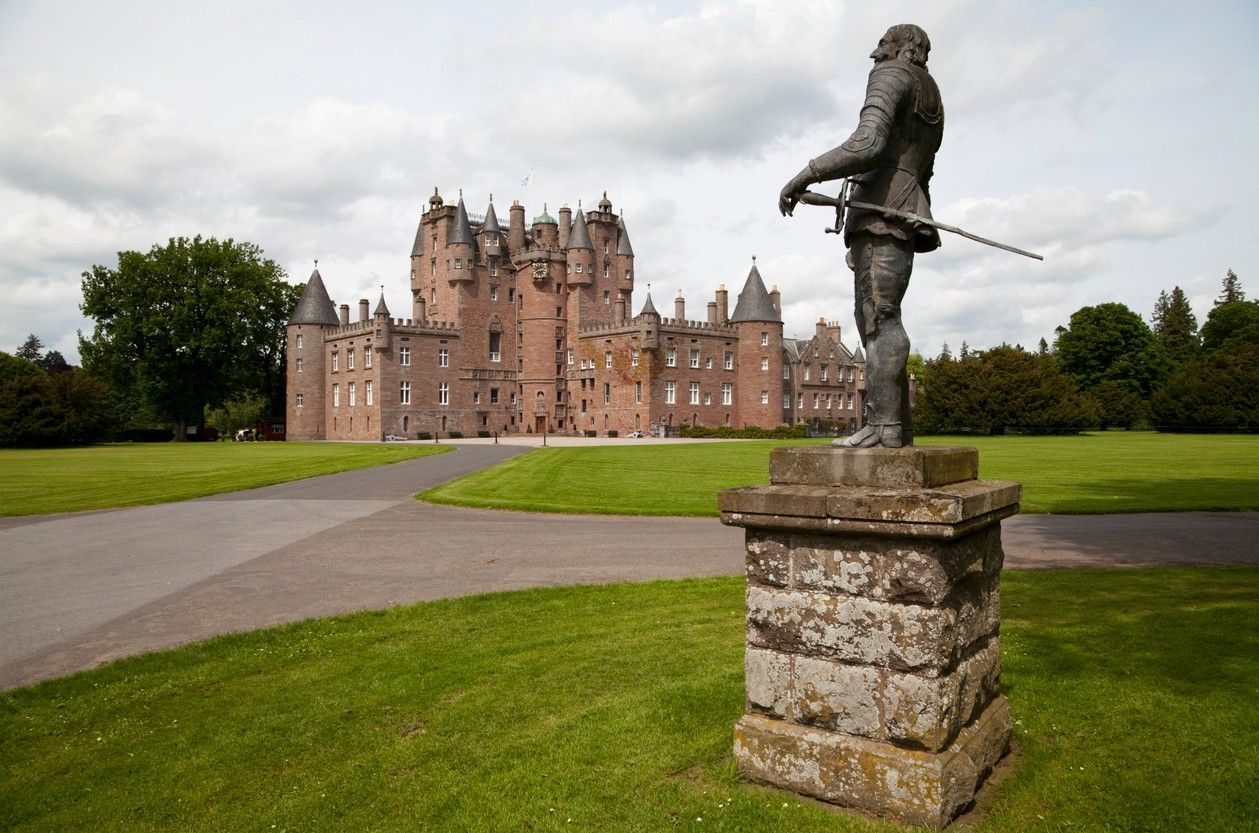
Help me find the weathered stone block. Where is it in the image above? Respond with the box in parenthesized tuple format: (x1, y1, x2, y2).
(744, 647, 796, 720)
(746, 573, 998, 676)
(745, 531, 792, 587)
(734, 695, 1012, 829)
(792, 654, 882, 737)
(880, 636, 1002, 751)
(824, 479, 1022, 526)
(770, 445, 978, 488)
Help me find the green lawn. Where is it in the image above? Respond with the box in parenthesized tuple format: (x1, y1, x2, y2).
(421, 433, 1259, 515)
(0, 442, 451, 516)
(1, 568, 1255, 832)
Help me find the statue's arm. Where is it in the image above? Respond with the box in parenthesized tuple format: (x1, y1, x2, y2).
(779, 64, 910, 215)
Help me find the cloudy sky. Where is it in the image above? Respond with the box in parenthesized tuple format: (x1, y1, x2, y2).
(2, 0, 1255, 362)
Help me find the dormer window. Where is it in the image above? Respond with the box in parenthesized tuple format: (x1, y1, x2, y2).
(454, 258, 462, 269)
(576, 263, 583, 273)
(486, 233, 497, 246)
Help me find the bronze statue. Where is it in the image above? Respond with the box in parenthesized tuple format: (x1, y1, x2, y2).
(779, 24, 943, 449)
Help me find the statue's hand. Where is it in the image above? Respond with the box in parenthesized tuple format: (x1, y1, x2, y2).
(779, 179, 805, 217)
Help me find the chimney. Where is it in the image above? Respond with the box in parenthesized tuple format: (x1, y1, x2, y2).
(770, 284, 781, 315)
(716, 284, 728, 322)
(558, 205, 572, 249)
(508, 200, 526, 251)
(415, 294, 427, 320)
(359, 299, 370, 322)
(707, 300, 718, 325)
(816, 317, 827, 340)
(675, 292, 685, 322)
(615, 296, 626, 323)
(339, 303, 350, 326)
(827, 320, 842, 344)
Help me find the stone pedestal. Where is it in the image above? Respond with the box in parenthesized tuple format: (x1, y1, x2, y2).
(719, 446, 1019, 828)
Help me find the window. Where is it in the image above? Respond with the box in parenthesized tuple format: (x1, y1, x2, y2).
(631, 348, 639, 367)
(722, 383, 732, 405)
(821, 366, 828, 382)
(689, 382, 699, 405)
(761, 332, 768, 346)
(602, 264, 609, 278)
(603, 383, 611, 405)
(366, 381, 373, 405)
(439, 382, 449, 405)
(635, 381, 642, 404)
(703, 393, 711, 405)
(430, 262, 436, 277)
(798, 393, 804, 408)
(848, 368, 854, 383)
(760, 390, 769, 405)
(705, 357, 712, 369)
(490, 262, 498, 277)
(847, 392, 854, 408)
(603, 241, 609, 254)
(665, 381, 676, 404)
(486, 233, 497, 246)
(827, 394, 833, 409)
(556, 282, 563, 293)
(508, 288, 515, 303)
(782, 364, 790, 379)
(813, 393, 819, 409)
(760, 356, 769, 371)
(804, 364, 810, 381)
(295, 357, 303, 373)
(295, 334, 303, 349)
(364, 349, 372, 369)
(605, 351, 613, 368)
(489, 332, 501, 362)
(567, 349, 574, 365)
(603, 290, 610, 305)
(347, 349, 355, 370)
(400, 347, 411, 366)
(666, 347, 676, 367)
(438, 348, 449, 367)
(400, 381, 410, 405)
(348, 382, 356, 406)
(783, 394, 791, 409)
(689, 349, 700, 369)
(296, 392, 304, 407)
(454, 258, 462, 270)
(490, 388, 499, 404)
(331, 352, 339, 372)
(724, 351, 733, 370)
(556, 307, 562, 317)
(473, 391, 481, 404)
(489, 284, 497, 300)
(333, 384, 340, 407)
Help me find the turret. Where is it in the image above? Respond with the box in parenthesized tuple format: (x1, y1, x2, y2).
(532, 204, 558, 249)
(373, 293, 391, 350)
(616, 214, 635, 292)
(729, 258, 784, 429)
(480, 196, 502, 260)
(675, 292, 686, 322)
(715, 284, 729, 323)
(638, 291, 660, 349)
(565, 207, 594, 286)
(558, 205, 572, 250)
(508, 200, 526, 251)
(447, 192, 475, 285)
(286, 264, 340, 440)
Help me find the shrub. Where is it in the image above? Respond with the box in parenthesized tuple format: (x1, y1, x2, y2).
(607, 430, 619, 438)
(417, 432, 432, 440)
(447, 431, 463, 439)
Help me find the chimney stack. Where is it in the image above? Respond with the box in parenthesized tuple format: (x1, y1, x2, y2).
(707, 300, 718, 325)
(716, 284, 729, 323)
(359, 299, 370, 322)
(816, 317, 827, 340)
(339, 303, 350, 326)
(770, 284, 781, 315)
(675, 292, 685, 322)
(827, 320, 842, 344)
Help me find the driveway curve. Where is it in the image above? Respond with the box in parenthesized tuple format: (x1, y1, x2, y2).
(2, 441, 1255, 690)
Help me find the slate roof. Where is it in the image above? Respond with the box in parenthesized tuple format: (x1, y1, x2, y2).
(639, 292, 659, 317)
(482, 199, 501, 233)
(448, 196, 475, 246)
(728, 261, 781, 323)
(410, 219, 424, 257)
(288, 268, 340, 326)
(566, 208, 593, 250)
(616, 215, 634, 256)
(374, 294, 390, 316)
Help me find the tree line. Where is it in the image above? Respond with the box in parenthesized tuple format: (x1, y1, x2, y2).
(914, 269, 1258, 434)
(0, 236, 299, 446)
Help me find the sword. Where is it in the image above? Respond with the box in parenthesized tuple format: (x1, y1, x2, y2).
(798, 183, 1044, 261)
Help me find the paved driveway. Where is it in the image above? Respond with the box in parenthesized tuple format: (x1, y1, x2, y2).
(2, 442, 1256, 690)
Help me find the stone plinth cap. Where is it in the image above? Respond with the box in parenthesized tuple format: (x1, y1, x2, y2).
(770, 446, 978, 489)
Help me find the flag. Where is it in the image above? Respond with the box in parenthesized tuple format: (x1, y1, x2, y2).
(521, 172, 532, 188)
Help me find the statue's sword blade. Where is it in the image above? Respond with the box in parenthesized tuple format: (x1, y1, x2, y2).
(846, 199, 1044, 261)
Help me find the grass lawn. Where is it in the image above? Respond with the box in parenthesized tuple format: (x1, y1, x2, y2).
(1, 567, 1255, 832)
(0, 442, 451, 516)
(420, 433, 1259, 515)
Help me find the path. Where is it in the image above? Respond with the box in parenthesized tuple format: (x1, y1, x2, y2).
(2, 441, 1255, 690)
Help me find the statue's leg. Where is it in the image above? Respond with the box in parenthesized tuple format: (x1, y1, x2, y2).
(836, 235, 913, 448)
(836, 240, 879, 447)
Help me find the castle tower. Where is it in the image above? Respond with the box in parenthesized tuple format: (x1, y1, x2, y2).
(729, 258, 784, 429)
(565, 206, 595, 329)
(445, 193, 476, 325)
(508, 200, 526, 251)
(583, 193, 621, 329)
(638, 291, 660, 349)
(409, 202, 426, 320)
(616, 213, 635, 314)
(518, 205, 563, 433)
(479, 196, 502, 262)
(286, 265, 340, 440)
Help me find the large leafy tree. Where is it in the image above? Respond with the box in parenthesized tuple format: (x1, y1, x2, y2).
(1055, 302, 1169, 398)
(0, 353, 117, 446)
(80, 236, 301, 438)
(914, 344, 1096, 435)
(1151, 287, 1200, 364)
(1200, 300, 1259, 353)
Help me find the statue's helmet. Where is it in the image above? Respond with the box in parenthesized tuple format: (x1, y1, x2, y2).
(878, 24, 931, 66)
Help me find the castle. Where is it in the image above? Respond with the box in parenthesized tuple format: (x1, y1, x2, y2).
(286, 190, 866, 440)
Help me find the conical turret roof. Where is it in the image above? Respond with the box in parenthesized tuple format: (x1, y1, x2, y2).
(728, 260, 781, 323)
(448, 195, 475, 246)
(288, 267, 340, 326)
(616, 215, 634, 256)
(410, 218, 424, 257)
(482, 198, 501, 233)
(374, 293, 390, 316)
(566, 208, 593, 250)
(639, 292, 659, 317)
(852, 345, 866, 362)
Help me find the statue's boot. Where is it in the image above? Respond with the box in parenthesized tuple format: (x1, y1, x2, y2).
(833, 422, 903, 449)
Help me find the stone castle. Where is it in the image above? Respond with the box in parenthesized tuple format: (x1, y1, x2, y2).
(286, 190, 866, 439)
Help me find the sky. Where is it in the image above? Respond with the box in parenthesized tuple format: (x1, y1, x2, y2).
(1, 0, 1256, 363)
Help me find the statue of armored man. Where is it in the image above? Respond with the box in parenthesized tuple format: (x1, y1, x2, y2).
(779, 23, 943, 449)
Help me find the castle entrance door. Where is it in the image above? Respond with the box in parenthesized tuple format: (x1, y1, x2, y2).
(535, 415, 546, 434)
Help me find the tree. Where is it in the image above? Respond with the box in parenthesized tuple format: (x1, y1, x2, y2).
(1151, 342, 1259, 431)
(15, 334, 43, 361)
(1200, 300, 1259, 353)
(1216, 268, 1244, 305)
(1055, 303, 1169, 398)
(1037, 337, 1049, 355)
(0, 353, 117, 446)
(79, 237, 301, 439)
(1151, 287, 1199, 363)
(914, 344, 1096, 435)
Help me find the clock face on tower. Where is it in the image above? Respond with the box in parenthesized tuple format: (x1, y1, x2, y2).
(532, 261, 547, 280)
